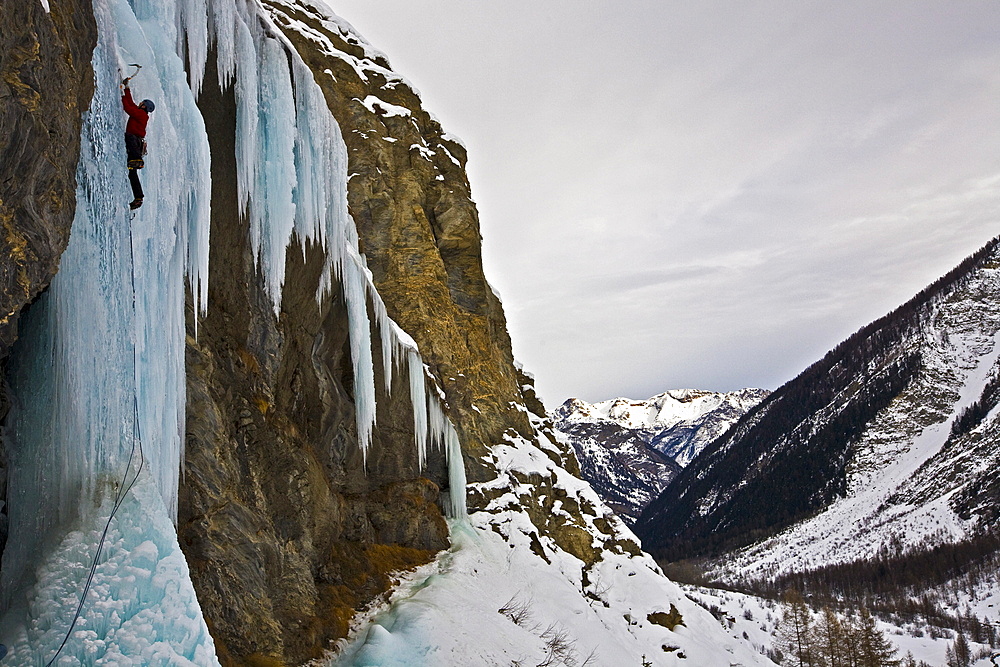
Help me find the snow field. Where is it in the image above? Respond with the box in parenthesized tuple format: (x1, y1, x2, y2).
(331, 423, 774, 666)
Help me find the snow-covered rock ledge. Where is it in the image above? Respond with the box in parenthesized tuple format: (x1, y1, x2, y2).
(331, 417, 774, 666)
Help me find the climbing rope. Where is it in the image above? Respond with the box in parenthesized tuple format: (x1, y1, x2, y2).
(44, 209, 146, 667)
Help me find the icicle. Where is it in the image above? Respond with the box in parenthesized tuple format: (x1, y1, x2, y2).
(252, 34, 297, 311)
(408, 350, 429, 469)
(233, 12, 259, 217)
(368, 284, 403, 393)
(341, 250, 377, 459)
(427, 389, 448, 452)
(292, 58, 338, 245)
(444, 421, 469, 520)
(208, 0, 238, 88)
(176, 0, 208, 97)
(425, 392, 468, 519)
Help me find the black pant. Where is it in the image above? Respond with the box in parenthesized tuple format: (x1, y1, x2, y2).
(125, 133, 144, 200)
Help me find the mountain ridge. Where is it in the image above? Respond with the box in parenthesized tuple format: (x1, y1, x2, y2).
(553, 388, 768, 523)
(636, 235, 1000, 572)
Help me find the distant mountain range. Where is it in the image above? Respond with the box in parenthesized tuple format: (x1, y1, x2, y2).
(552, 388, 768, 523)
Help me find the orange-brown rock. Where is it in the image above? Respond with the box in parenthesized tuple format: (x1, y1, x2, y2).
(264, 2, 538, 485)
(0, 0, 95, 353)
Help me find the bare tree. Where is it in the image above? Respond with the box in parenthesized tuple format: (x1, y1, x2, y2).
(776, 589, 816, 667)
(813, 606, 847, 667)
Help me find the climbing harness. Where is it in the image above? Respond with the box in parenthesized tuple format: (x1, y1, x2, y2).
(44, 214, 147, 667)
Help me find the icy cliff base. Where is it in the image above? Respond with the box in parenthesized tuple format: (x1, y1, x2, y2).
(332, 425, 774, 667)
(0, 471, 218, 666)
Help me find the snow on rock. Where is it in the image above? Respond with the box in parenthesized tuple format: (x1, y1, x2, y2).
(361, 94, 412, 118)
(330, 416, 775, 666)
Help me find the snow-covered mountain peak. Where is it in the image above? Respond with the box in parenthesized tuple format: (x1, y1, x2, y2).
(552, 388, 768, 523)
(558, 388, 768, 434)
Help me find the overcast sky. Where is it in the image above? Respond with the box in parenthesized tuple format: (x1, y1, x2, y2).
(330, 1, 1000, 408)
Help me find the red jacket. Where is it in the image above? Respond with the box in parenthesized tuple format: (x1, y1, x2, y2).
(122, 88, 149, 137)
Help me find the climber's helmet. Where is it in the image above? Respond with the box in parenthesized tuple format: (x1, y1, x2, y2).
(140, 99, 155, 113)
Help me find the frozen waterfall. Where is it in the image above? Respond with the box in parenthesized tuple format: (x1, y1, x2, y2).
(0, 0, 215, 661)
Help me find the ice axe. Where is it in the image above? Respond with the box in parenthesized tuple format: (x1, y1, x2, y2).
(121, 63, 142, 88)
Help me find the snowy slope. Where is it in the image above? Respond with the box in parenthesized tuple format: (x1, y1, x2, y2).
(553, 389, 767, 522)
(720, 267, 1000, 573)
(713, 246, 1000, 580)
(633, 238, 1000, 605)
(681, 585, 1000, 667)
(331, 415, 775, 667)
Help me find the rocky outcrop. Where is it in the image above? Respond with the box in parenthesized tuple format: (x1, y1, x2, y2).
(0, 0, 96, 569)
(263, 2, 535, 484)
(0, 0, 96, 354)
(177, 53, 452, 665)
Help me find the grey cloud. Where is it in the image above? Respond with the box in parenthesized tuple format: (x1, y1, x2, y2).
(334, 0, 1000, 407)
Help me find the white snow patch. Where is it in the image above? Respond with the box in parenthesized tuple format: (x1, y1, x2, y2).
(362, 95, 412, 118)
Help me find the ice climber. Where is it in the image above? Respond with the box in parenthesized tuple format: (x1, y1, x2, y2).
(121, 83, 154, 210)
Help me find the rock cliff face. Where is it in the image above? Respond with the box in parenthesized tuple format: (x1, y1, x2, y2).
(0, 1, 96, 354)
(178, 50, 452, 664)
(177, 3, 542, 664)
(0, 0, 96, 564)
(264, 2, 535, 481)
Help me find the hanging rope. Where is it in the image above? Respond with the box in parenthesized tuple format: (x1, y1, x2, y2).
(44, 210, 146, 667)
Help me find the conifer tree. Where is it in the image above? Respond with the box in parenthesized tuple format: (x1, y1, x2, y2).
(946, 632, 971, 667)
(776, 589, 816, 667)
(813, 606, 847, 667)
(855, 608, 899, 667)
